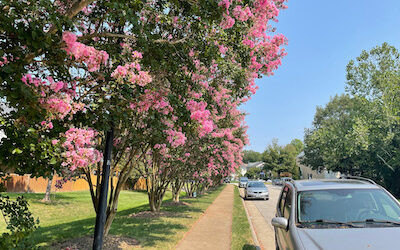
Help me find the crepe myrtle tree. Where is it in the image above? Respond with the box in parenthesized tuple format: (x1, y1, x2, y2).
(0, 0, 288, 234)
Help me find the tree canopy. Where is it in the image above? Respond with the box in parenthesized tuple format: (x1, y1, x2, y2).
(0, 0, 288, 232)
(303, 43, 400, 197)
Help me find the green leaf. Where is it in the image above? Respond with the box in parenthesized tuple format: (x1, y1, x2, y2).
(12, 148, 23, 154)
(27, 128, 36, 133)
(49, 158, 57, 165)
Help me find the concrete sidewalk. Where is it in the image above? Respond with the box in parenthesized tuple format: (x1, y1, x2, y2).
(175, 184, 234, 250)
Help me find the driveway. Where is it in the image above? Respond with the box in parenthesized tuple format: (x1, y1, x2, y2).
(239, 185, 282, 250)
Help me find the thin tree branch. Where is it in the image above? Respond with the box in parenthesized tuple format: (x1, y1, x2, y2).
(377, 153, 394, 171)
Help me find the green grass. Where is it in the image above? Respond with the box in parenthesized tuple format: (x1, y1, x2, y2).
(0, 186, 224, 249)
(231, 186, 257, 250)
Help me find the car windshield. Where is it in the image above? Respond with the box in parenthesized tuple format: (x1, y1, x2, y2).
(248, 182, 266, 188)
(298, 189, 400, 225)
(240, 177, 248, 181)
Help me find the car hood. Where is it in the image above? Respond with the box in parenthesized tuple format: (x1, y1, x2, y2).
(297, 227, 400, 250)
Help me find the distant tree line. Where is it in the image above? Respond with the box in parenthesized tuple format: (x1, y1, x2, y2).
(302, 43, 400, 197)
(242, 138, 304, 179)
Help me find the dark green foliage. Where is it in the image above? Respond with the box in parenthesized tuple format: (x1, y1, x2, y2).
(242, 150, 262, 163)
(0, 195, 39, 249)
(303, 43, 400, 197)
(261, 139, 301, 179)
(244, 167, 261, 179)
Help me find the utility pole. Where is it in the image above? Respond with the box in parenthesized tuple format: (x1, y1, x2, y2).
(93, 127, 114, 249)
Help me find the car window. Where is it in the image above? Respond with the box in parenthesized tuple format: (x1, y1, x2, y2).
(283, 188, 292, 219)
(279, 186, 288, 216)
(247, 182, 266, 188)
(297, 189, 400, 224)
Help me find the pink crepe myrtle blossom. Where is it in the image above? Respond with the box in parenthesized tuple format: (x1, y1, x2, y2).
(40, 121, 53, 129)
(220, 14, 235, 29)
(62, 32, 109, 72)
(165, 129, 187, 148)
(233, 6, 253, 22)
(111, 56, 152, 87)
(61, 127, 102, 171)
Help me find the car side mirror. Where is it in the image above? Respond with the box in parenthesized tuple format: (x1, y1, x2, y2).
(271, 217, 288, 230)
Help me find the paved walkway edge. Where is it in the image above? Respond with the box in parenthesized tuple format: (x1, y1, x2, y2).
(241, 197, 262, 250)
(175, 185, 233, 249)
(174, 192, 217, 248)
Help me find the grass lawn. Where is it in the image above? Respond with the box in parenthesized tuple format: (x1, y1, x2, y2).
(231, 186, 256, 250)
(0, 186, 224, 249)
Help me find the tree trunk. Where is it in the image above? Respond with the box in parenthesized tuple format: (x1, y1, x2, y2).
(104, 206, 117, 236)
(172, 189, 180, 203)
(171, 179, 183, 203)
(149, 190, 162, 212)
(43, 172, 54, 202)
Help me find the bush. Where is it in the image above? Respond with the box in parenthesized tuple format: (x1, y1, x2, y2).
(0, 195, 39, 249)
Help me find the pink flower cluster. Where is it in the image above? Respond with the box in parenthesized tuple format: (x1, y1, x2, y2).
(22, 74, 84, 120)
(165, 129, 187, 148)
(220, 14, 235, 29)
(186, 100, 214, 136)
(233, 6, 253, 21)
(111, 54, 152, 87)
(61, 127, 102, 171)
(0, 56, 9, 67)
(130, 89, 173, 115)
(62, 32, 109, 72)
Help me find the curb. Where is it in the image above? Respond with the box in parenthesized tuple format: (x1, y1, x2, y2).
(240, 189, 262, 250)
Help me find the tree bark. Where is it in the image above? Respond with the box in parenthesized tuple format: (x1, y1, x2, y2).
(172, 179, 183, 203)
(43, 172, 54, 202)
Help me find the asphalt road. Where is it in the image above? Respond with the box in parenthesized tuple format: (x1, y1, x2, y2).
(239, 184, 282, 250)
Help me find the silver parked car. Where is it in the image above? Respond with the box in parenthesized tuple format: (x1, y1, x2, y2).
(245, 181, 269, 200)
(272, 177, 400, 250)
(239, 177, 249, 188)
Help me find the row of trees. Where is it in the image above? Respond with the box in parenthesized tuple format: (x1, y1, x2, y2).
(242, 138, 303, 178)
(302, 43, 400, 197)
(0, 0, 288, 236)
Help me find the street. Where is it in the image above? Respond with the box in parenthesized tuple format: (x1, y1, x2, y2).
(239, 184, 282, 250)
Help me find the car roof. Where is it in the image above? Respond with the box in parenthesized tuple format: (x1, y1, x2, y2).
(292, 179, 379, 191)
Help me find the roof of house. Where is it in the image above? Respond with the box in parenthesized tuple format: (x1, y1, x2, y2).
(240, 161, 265, 170)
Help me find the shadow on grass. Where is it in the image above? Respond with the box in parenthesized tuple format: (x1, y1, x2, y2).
(4, 191, 90, 207)
(242, 244, 258, 250)
(30, 195, 209, 248)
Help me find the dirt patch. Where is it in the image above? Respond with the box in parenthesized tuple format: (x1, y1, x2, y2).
(52, 235, 139, 250)
(128, 210, 191, 219)
(163, 201, 190, 207)
(128, 211, 174, 218)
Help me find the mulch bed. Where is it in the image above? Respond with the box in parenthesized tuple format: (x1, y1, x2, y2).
(128, 211, 175, 218)
(162, 201, 190, 207)
(128, 210, 191, 219)
(52, 235, 140, 250)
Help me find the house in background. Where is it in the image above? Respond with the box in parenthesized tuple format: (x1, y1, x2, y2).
(296, 156, 340, 179)
(239, 161, 265, 176)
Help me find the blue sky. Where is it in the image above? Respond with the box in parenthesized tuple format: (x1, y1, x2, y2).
(242, 0, 400, 152)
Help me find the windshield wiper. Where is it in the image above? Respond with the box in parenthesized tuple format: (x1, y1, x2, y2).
(303, 219, 362, 228)
(349, 219, 400, 226)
